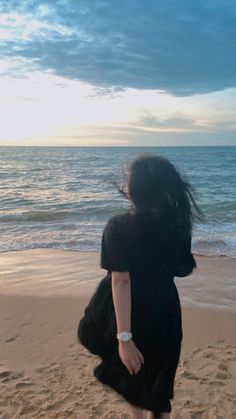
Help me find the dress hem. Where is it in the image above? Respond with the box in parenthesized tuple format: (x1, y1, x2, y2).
(93, 361, 172, 414)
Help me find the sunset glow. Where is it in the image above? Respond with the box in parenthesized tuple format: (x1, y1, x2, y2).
(0, 1, 235, 146)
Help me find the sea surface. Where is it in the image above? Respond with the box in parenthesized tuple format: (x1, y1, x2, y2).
(0, 146, 235, 258)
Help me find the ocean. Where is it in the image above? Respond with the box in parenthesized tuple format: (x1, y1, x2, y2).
(0, 146, 235, 258)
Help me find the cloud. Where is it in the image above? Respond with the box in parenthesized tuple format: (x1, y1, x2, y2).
(0, 0, 236, 95)
(138, 114, 196, 130)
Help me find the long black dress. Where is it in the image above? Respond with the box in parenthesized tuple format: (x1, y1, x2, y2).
(78, 209, 196, 417)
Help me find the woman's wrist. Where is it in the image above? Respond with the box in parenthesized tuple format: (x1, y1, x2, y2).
(119, 338, 133, 346)
(116, 331, 132, 342)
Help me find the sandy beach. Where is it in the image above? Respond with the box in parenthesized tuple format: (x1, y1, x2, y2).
(0, 250, 236, 418)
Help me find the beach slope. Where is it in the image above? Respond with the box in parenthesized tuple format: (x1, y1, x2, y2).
(0, 250, 235, 418)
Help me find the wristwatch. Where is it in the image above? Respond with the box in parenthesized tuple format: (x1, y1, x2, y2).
(116, 331, 133, 342)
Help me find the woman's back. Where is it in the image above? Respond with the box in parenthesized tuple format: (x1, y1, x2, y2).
(101, 210, 195, 281)
(100, 209, 196, 354)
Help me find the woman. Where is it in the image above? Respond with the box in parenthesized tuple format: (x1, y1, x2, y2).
(78, 153, 203, 418)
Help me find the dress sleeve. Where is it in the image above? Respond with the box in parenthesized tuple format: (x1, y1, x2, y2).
(175, 234, 197, 277)
(100, 217, 130, 272)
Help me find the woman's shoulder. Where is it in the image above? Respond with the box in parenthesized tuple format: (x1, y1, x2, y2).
(104, 210, 135, 237)
(106, 211, 132, 228)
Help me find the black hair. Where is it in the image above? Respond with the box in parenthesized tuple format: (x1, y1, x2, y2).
(112, 153, 204, 236)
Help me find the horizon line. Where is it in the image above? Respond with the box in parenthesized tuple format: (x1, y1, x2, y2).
(0, 144, 235, 148)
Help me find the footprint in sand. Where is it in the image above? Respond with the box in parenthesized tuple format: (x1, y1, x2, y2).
(35, 362, 59, 374)
(0, 369, 25, 382)
(35, 366, 46, 373)
(179, 370, 198, 380)
(202, 351, 216, 360)
(90, 404, 104, 415)
(208, 379, 225, 387)
(215, 361, 231, 380)
(5, 335, 20, 343)
(15, 381, 34, 390)
(189, 410, 206, 419)
(183, 399, 196, 409)
(218, 362, 228, 371)
(215, 370, 229, 380)
(2, 373, 25, 383)
(0, 370, 12, 378)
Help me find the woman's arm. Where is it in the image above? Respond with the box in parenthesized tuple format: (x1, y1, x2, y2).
(111, 271, 131, 333)
(111, 272, 144, 375)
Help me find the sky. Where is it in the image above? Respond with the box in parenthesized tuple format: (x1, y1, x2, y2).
(0, 0, 236, 146)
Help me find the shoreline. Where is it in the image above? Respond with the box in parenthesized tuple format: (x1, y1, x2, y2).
(1, 246, 235, 259)
(0, 248, 235, 313)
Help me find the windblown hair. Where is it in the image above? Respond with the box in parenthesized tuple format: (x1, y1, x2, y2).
(112, 153, 204, 236)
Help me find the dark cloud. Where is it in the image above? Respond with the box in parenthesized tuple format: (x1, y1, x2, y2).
(1, 0, 236, 95)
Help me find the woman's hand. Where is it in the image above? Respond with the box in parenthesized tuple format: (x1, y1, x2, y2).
(118, 339, 144, 375)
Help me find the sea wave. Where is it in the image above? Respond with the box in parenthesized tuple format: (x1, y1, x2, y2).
(0, 232, 235, 258)
(0, 207, 121, 223)
(0, 211, 78, 223)
(193, 237, 236, 258)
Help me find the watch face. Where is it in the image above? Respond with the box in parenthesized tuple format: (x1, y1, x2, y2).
(122, 332, 129, 341)
(120, 332, 130, 341)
